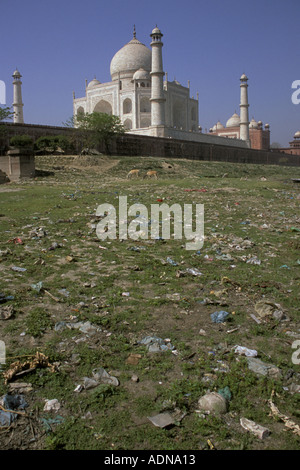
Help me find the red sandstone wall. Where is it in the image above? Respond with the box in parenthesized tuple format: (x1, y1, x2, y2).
(2, 122, 300, 167)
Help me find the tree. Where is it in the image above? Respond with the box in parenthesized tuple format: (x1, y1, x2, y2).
(270, 142, 282, 149)
(75, 112, 125, 154)
(0, 107, 14, 155)
(0, 106, 14, 122)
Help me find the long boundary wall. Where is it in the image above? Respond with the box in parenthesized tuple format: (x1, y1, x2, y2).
(1, 122, 300, 167)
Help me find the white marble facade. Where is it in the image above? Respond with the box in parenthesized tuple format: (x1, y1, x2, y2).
(73, 27, 199, 135)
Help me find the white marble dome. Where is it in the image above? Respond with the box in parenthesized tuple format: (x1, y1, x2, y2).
(87, 78, 101, 88)
(249, 118, 258, 129)
(133, 68, 150, 81)
(294, 130, 300, 139)
(212, 121, 224, 131)
(226, 112, 240, 128)
(110, 37, 151, 81)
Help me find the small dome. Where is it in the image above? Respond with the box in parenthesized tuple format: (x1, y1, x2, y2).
(133, 68, 150, 81)
(151, 26, 162, 35)
(226, 112, 240, 128)
(87, 78, 101, 88)
(265, 123, 270, 129)
(240, 73, 248, 81)
(12, 68, 22, 78)
(212, 121, 224, 131)
(249, 118, 258, 129)
(294, 131, 300, 139)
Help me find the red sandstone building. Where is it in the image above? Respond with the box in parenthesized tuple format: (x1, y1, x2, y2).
(208, 114, 270, 150)
(275, 131, 300, 156)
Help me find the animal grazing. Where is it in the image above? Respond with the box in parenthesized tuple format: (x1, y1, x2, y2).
(143, 170, 158, 179)
(127, 169, 140, 179)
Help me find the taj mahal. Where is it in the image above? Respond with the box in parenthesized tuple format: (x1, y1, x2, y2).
(73, 26, 199, 138)
(72, 26, 254, 149)
(10, 25, 275, 151)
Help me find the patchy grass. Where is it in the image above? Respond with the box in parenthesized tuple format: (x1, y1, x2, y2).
(0, 154, 299, 450)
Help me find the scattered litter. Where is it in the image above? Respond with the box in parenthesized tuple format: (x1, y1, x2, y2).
(128, 246, 146, 252)
(54, 320, 101, 334)
(240, 417, 270, 440)
(268, 390, 300, 436)
(148, 412, 174, 428)
(0, 394, 28, 427)
(138, 336, 175, 353)
(8, 382, 33, 394)
(82, 367, 119, 390)
(166, 257, 178, 266)
(8, 237, 24, 244)
(40, 415, 64, 433)
(210, 311, 230, 323)
(31, 281, 43, 293)
(0, 305, 15, 320)
(185, 268, 203, 276)
(166, 292, 181, 301)
(249, 314, 261, 324)
(246, 256, 261, 265)
(247, 357, 281, 379)
(58, 289, 70, 297)
(48, 242, 61, 251)
(254, 300, 285, 320)
(216, 253, 234, 262)
(3, 352, 56, 384)
(44, 398, 61, 412)
(218, 386, 232, 402)
(233, 345, 258, 357)
(11, 266, 27, 272)
(92, 368, 119, 386)
(126, 354, 142, 365)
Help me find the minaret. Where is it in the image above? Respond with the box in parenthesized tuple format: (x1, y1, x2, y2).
(239, 73, 250, 146)
(150, 26, 166, 129)
(12, 69, 24, 124)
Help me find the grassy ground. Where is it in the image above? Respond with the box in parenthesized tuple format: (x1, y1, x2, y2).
(0, 153, 299, 450)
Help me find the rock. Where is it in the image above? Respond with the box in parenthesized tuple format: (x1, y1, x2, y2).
(197, 392, 228, 415)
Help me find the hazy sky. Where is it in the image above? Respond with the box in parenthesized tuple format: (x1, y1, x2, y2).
(1, 0, 299, 146)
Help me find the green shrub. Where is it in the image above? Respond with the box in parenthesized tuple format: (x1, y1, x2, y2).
(10, 134, 34, 148)
(34, 135, 74, 153)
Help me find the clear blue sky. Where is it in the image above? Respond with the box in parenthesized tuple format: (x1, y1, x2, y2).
(1, 0, 299, 146)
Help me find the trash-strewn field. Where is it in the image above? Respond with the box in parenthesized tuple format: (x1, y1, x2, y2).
(0, 154, 299, 450)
